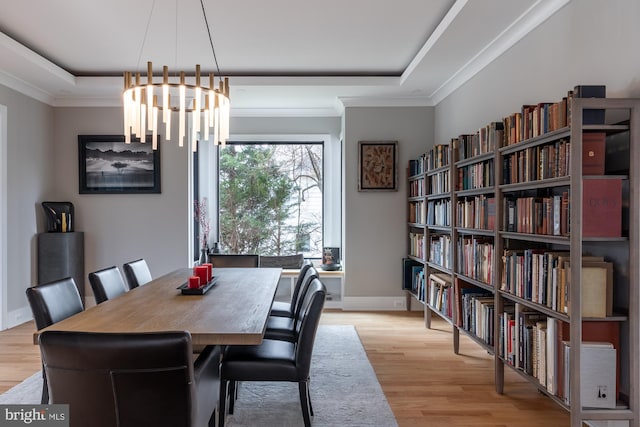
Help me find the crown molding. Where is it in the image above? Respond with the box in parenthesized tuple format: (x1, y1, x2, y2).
(429, 0, 571, 104)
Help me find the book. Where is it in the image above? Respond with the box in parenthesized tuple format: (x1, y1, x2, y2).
(573, 85, 606, 125)
(560, 321, 620, 400)
(582, 132, 606, 175)
(546, 318, 557, 394)
(582, 261, 613, 318)
(580, 342, 616, 408)
(582, 178, 622, 237)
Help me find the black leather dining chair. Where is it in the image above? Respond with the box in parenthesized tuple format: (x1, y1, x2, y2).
(88, 266, 128, 304)
(259, 253, 304, 269)
(25, 277, 84, 404)
(219, 278, 326, 427)
(209, 254, 260, 268)
(270, 259, 314, 318)
(123, 258, 153, 289)
(264, 266, 318, 342)
(39, 330, 220, 427)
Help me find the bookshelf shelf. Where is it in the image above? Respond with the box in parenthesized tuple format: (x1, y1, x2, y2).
(455, 187, 495, 197)
(425, 262, 451, 275)
(500, 177, 570, 192)
(458, 327, 494, 354)
(427, 225, 450, 232)
(454, 273, 493, 293)
(405, 93, 639, 426)
(499, 232, 570, 245)
(426, 193, 450, 201)
(456, 227, 494, 236)
(455, 151, 494, 167)
(425, 304, 453, 324)
(498, 290, 570, 321)
(425, 164, 449, 175)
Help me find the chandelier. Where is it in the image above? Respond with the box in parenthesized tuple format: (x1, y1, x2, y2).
(122, 0, 230, 151)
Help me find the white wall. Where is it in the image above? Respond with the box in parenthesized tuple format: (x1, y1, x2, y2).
(343, 107, 433, 309)
(435, 0, 640, 142)
(0, 85, 54, 326)
(51, 107, 192, 303)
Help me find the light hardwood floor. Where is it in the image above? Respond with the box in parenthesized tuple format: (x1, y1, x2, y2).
(0, 310, 569, 426)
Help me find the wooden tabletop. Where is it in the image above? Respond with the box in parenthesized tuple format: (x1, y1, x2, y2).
(34, 267, 282, 346)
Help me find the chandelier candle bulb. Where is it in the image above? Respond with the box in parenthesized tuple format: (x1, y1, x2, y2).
(146, 61, 153, 131)
(192, 65, 201, 151)
(178, 71, 186, 147)
(152, 96, 158, 150)
(139, 93, 146, 143)
(134, 73, 142, 138)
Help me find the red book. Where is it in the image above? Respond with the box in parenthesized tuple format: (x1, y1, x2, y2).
(582, 132, 606, 175)
(582, 178, 622, 237)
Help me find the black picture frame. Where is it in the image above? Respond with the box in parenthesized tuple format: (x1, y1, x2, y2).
(357, 140, 398, 191)
(78, 135, 161, 194)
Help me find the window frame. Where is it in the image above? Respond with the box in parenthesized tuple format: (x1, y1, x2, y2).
(194, 133, 340, 262)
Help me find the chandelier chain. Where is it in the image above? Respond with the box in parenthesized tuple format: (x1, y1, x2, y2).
(200, 0, 222, 77)
(136, 0, 157, 73)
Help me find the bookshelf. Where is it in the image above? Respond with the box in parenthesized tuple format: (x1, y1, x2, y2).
(404, 143, 457, 334)
(495, 97, 639, 427)
(404, 154, 427, 324)
(405, 93, 639, 427)
(424, 144, 454, 333)
(452, 126, 499, 355)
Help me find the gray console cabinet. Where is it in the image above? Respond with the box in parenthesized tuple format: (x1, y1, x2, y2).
(37, 232, 85, 303)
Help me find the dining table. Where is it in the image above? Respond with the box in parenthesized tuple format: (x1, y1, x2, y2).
(33, 267, 282, 346)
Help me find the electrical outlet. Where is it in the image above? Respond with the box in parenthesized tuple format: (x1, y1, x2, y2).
(393, 300, 405, 309)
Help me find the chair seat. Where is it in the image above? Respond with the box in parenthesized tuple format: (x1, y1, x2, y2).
(264, 316, 295, 341)
(221, 339, 299, 381)
(270, 301, 293, 317)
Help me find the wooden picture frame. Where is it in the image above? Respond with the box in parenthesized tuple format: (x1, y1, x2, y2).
(358, 140, 398, 191)
(78, 135, 161, 194)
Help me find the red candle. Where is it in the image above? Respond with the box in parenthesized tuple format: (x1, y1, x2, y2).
(188, 276, 200, 289)
(203, 263, 213, 281)
(195, 266, 209, 284)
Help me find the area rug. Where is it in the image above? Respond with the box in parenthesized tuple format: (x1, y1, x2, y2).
(0, 325, 398, 427)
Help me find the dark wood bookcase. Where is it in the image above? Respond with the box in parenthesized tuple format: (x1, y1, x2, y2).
(405, 96, 640, 427)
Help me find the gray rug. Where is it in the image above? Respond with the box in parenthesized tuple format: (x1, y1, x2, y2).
(0, 325, 398, 426)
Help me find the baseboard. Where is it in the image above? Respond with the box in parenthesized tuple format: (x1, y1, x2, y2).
(6, 306, 32, 329)
(341, 296, 408, 311)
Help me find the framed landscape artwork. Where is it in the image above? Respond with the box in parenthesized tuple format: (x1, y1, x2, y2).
(78, 135, 161, 194)
(357, 140, 398, 191)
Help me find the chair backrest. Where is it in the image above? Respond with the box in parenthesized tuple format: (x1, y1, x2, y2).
(209, 254, 260, 268)
(39, 330, 197, 427)
(123, 258, 153, 289)
(290, 259, 314, 306)
(88, 266, 128, 304)
(259, 254, 304, 269)
(292, 266, 319, 322)
(26, 277, 84, 330)
(294, 278, 326, 376)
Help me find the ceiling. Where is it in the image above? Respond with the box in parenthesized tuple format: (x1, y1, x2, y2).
(0, 0, 569, 116)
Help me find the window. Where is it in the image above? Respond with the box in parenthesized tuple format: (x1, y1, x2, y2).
(218, 142, 323, 258)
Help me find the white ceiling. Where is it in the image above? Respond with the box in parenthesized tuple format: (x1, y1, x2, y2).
(0, 0, 570, 116)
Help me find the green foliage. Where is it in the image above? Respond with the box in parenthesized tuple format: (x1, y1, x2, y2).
(219, 143, 323, 256)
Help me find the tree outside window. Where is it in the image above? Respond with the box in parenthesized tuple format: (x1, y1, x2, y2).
(218, 142, 323, 258)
